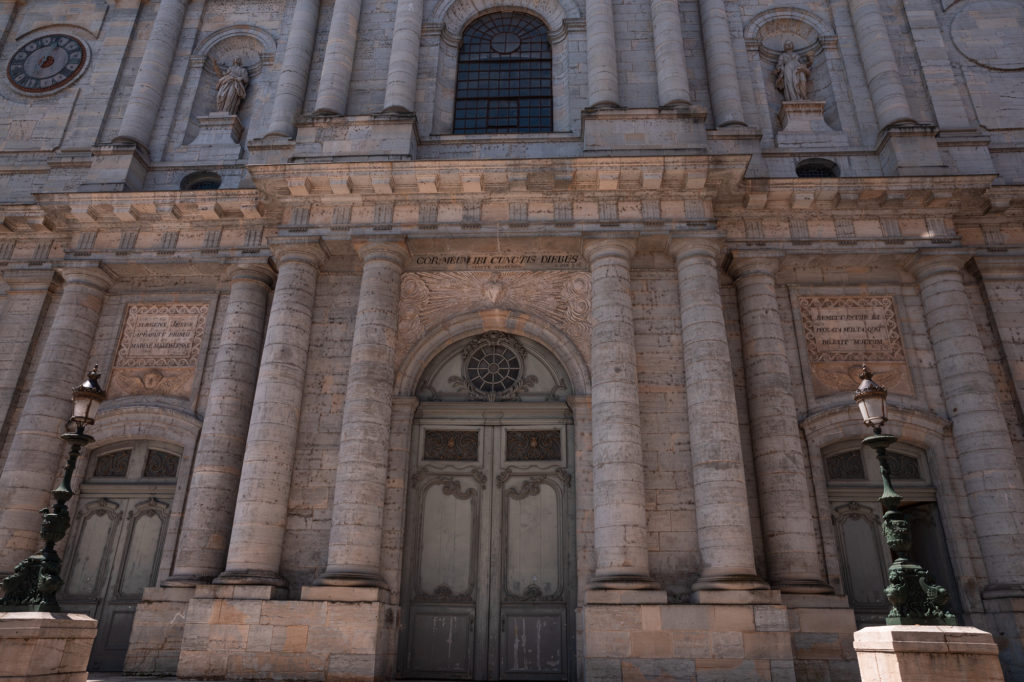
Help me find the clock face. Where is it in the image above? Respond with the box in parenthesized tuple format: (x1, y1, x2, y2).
(7, 34, 86, 93)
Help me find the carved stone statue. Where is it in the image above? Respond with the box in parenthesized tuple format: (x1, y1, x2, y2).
(773, 41, 812, 102)
(213, 58, 249, 115)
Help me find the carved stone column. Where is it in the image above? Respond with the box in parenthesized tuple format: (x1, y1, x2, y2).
(266, 0, 321, 138)
(698, 0, 745, 127)
(166, 264, 274, 584)
(848, 0, 914, 130)
(671, 239, 764, 592)
(319, 240, 408, 586)
(0, 265, 111, 573)
(382, 0, 423, 113)
(584, 239, 655, 589)
(0, 269, 57, 436)
(730, 255, 831, 594)
(114, 0, 188, 148)
(314, 0, 363, 115)
(650, 0, 690, 107)
(910, 255, 1024, 597)
(215, 239, 326, 586)
(585, 0, 620, 108)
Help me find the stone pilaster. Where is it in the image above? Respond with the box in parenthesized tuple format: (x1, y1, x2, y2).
(0, 265, 112, 574)
(382, 0, 423, 113)
(215, 239, 326, 586)
(319, 240, 408, 587)
(584, 239, 655, 589)
(585, 0, 620, 108)
(730, 255, 832, 594)
(314, 0, 363, 115)
(650, 0, 690, 107)
(671, 239, 764, 593)
(698, 0, 744, 127)
(113, 0, 188, 148)
(0, 269, 57, 439)
(266, 0, 321, 138)
(166, 265, 274, 584)
(910, 255, 1024, 597)
(848, 0, 915, 130)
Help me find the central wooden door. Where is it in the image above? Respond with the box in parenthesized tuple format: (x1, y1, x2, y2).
(399, 405, 574, 680)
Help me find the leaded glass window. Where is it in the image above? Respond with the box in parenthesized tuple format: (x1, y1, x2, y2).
(454, 13, 553, 134)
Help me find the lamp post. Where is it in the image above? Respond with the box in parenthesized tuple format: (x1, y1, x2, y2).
(0, 366, 106, 613)
(853, 364, 955, 626)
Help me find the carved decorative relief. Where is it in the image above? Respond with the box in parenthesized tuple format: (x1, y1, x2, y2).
(397, 271, 591, 364)
(93, 450, 130, 478)
(507, 430, 561, 461)
(110, 303, 209, 399)
(798, 295, 912, 397)
(883, 453, 921, 481)
(449, 332, 538, 402)
(143, 450, 180, 478)
(826, 451, 865, 481)
(424, 430, 479, 461)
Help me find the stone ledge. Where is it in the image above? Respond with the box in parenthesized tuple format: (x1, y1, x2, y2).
(300, 586, 384, 602)
(584, 589, 669, 605)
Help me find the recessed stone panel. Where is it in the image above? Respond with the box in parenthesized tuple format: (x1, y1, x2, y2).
(110, 303, 210, 399)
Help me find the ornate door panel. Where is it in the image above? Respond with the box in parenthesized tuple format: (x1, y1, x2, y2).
(401, 408, 574, 681)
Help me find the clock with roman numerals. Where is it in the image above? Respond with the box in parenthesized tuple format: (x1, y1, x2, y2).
(7, 34, 86, 93)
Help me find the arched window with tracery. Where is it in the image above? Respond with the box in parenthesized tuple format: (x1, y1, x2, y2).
(453, 12, 553, 134)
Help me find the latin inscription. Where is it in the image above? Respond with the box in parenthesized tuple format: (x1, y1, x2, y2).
(110, 303, 209, 399)
(413, 253, 581, 267)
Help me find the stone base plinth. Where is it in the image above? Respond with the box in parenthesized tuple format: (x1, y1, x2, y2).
(191, 114, 245, 162)
(177, 596, 396, 681)
(123, 586, 195, 675)
(583, 107, 708, 153)
(878, 125, 946, 176)
(0, 612, 98, 682)
(854, 626, 1005, 682)
(775, 101, 846, 148)
(79, 143, 149, 192)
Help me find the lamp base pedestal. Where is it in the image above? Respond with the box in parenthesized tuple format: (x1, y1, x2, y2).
(854, 626, 1005, 682)
(0, 612, 97, 682)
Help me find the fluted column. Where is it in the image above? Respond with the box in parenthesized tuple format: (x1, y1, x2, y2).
(314, 0, 363, 115)
(650, 0, 690, 107)
(697, 0, 744, 127)
(910, 255, 1024, 597)
(166, 265, 274, 584)
(0, 265, 111, 573)
(382, 0, 423, 113)
(671, 239, 764, 592)
(585, 0, 619, 108)
(730, 256, 831, 594)
(215, 240, 326, 586)
(266, 0, 321, 138)
(585, 239, 655, 588)
(319, 240, 408, 586)
(848, 0, 914, 130)
(114, 0, 188, 148)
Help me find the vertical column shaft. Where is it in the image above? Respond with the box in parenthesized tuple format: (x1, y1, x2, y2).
(114, 0, 188, 148)
(697, 0, 744, 127)
(266, 0, 321, 138)
(671, 239, 763, 591)
(585, 239, 654, 587)
(382, 0, 423, 113)
(215, 241, 325, 585)
(911, 256, 1024, 595)
(167, 265, 273, 583)
(314, 0, 363, 115)
(0, 269, 57, 436)
(848, 0, 914, 130)
(731, 256, 831, 594)
(0, 266, 111, 573)
(585, 0, 619, 108)
(319, 241, 408, 586)
(650, 0, 691, 107)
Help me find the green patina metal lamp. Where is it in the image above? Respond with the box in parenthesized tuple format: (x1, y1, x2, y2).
(854, 364, 956, 626)
(0, 366, 106, 612)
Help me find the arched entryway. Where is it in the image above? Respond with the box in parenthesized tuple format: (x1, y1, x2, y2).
(398, 331, 577, 680)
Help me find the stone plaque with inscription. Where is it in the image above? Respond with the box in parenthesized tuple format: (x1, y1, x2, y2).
(799, 295, 912, 397)
(110, 303, 209, 398)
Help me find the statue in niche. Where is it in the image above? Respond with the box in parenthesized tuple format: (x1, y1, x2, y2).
(773, 41, 812, 102)
(212, 57, 249, 115)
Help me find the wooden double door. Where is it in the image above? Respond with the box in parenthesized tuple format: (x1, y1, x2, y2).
(399, 405, 575, 680)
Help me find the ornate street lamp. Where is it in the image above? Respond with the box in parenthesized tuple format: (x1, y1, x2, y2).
(854, 365, 955, 625)
(0, 366, 106, 612)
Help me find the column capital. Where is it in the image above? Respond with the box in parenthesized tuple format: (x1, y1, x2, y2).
(269, 237, 328, 269)
(2, 267, 57, 293)
(583, 237, 636, 264)
(727, 252, 782, 280)
(905, 252, 969, 282)
(227, 262, 276, 288)
(668, 235, 725, 264)
(354, 238, 410, 267)
(58, 263, 115, 292)
(971, 255, 1023, 280)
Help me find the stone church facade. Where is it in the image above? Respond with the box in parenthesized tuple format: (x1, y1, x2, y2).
(0, 0, 1023, 680)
